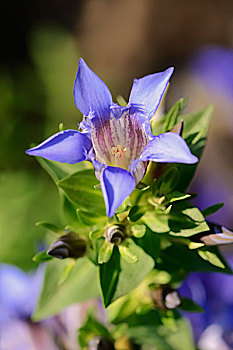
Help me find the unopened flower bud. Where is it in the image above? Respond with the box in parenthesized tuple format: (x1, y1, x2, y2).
(192, 222, 233, 246)
(151, 286, 181, 310)
(47, 232, 86, 259)
(105, 225, 126, 245)
(88, 337, 115, 350)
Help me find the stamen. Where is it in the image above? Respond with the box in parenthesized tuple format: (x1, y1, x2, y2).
(111, 145, 127, 159)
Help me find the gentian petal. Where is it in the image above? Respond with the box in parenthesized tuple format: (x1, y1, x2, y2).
(26, 130, 92, 164)
(129, 67, 174, 119)
(73, 58, 112, 117)
(100, 166, 136, 217)
(139, 132, 198, 164)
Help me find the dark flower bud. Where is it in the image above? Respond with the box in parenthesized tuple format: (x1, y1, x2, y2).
(150, 287, 166, 310)
(105, 225, 126, 245)
(88, 337, 115, 350)
(151, 286, 181, 310)
(47, 231, 86, 259)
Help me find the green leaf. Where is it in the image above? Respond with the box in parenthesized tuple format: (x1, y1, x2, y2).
(33, 257, 100, 320)
(136, 228, 161, 262)
(37, 157, 97, 231)
(143, 211, 170, 233)
(36, 157, 87, 182)
(202, 203, 224, 217)
(32, 250, 53, 262)
(127, 317, 195, 350)
(163, 98, 187, 133)
(58, 169, 106, 216)
(189, 241, 205, 250)
(176, 106, 213, 191)
(153, 168, 180, 196)
(35, 221, 62, 233)
(76, 208, 107, 227)
(197, 246, 231, 270)
(61, 194, 85, 231)
(129, 205, 145, 222)
(143, 201, 209, 237)
(98, 241, 114, 264)
(89, 229, 104, 240)
(119, 239, 138, 264)
(179, 297, 203, 313)
(158, 242, 232, 275)
(88, 238, 104, 266)
(58, 259, 76, 285)
(166, 191, 191, 203)
(99, 241, 154, 307)
(131, 224, 146, 238)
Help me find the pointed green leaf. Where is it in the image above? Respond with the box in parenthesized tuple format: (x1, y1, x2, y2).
(127, 318, 195, 350)
(179, 298, 203, 313)
(32, 250, 53, 262)
(136, 229, 161, 262)
(143, 201, 209, 237)
(129, 205, 145, 222)
(99, 241, 154, 307)
(98, 241, 114, 264)
(152, 168, 180, 196)
(58, 259, 76, 285)
(119, 239, 138, 264)
(58, 169, 106, 216)
(32, 257, 100, 320)
(61, 195, 91, 236)
(36, 157, 87, 182)
(197, 247, 227, 269)
(89, 229, 104, 240)
(202, 203, 224, 217)
(176, 106, 213, 191)
(35, 221, 62, 233)
(158, 242, 232, 274)
(131, 224, 146, 238)
(166, 191, 191, 203)
(163, 98, 187, 132)
(189, 242, 205, 250)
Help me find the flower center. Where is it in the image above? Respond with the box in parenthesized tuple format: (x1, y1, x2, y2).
(91, 109, 149, 173)
(111, 145, 127, 159)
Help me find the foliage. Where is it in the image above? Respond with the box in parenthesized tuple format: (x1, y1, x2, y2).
(27, 100, 232, 349)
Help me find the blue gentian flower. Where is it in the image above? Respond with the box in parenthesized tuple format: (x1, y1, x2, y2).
(179, 269, 233, 348)
(0, 264, 43, 325)
(26, 58, 198, 217)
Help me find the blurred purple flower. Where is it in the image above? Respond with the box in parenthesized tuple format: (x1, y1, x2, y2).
(0, 263, 43, 325)
(0, 264, 63, 350)
(190, 46, 233, 99)
(26, 58, 197, 217)
(179, 269, 233, 349)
